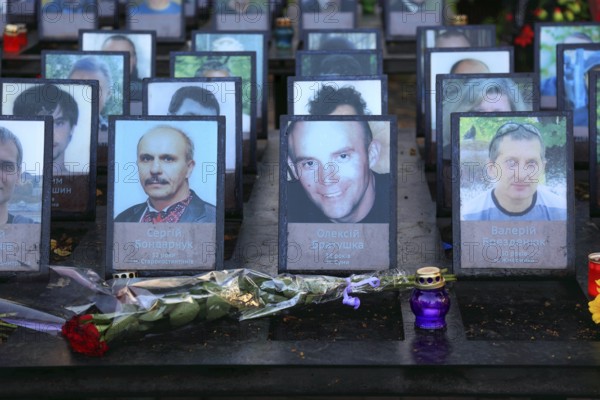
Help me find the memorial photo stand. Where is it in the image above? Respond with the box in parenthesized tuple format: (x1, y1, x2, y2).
(297, 0, 357, 32)
(435, 73, 538, 217)
(107, 115, 225, 276)
(287, 75, 388, 116)
(451, 111, 574, 278)
(170, 51, 256, 216)
(589, 70, 600, 217)
(0, 79, 99, 221)
(415, 25, 496, 140)
(126, 0, 185, 42)
(295, 50, 383, 77)
(302, 28, 380, 50)
(0, 116, 52, 279)
(192, 30, 268, 148)
(143, 77, 244, 216)
(279, 114, 397, 274)
(79, 29, 157, 105)
(424, 46, 514, 167)
(556, 42, 600, 166)
(211, 0, 271, 32)
(534, 22, 600, 110)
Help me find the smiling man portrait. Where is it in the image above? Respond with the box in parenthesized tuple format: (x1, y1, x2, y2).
(114, 125, 216, 223)
(286, 119, 389, 223)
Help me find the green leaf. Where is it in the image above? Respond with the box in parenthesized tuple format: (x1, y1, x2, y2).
(169, 301, 201, 328)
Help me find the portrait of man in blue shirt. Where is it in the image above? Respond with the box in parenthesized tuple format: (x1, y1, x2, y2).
(461, 122, 567, 221)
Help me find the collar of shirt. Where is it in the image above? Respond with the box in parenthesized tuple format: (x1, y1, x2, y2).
(140, 191, 193, 223)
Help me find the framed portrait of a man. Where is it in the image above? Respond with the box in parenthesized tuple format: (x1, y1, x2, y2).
(556, 43, 600, 165)
(0, 116, 52, 276)
(212, 0, 270, 31)
(192, 31, 268, 143)
(384, 0, 443, 40)
(415, 25, 496, 139)
(452, 111, 574, 277)
(424, 47, 513, 165)
(0, 79, 98, 221)
(279, 115, 397, 273)
(79, 30, 156, 104)
(171, 51, 255, 190)
(41, 50, 130, 167)
(296, 50, 383, 77)
(126, 0, 185, 42)
(287, 75, 387, 116)
(108, 116, 225, 274)
(435, 73, 538, 216)
(38, 0, 98, 41)
(535, 22, 600, 110)
(143, 77, 243, 216)
(302, 29, 381, 51)
(589, 71, 600, 217)
(297, 0, 357, 31)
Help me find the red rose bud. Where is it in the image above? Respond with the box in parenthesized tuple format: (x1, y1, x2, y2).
(505, 12, 514, 22)
(61, 315, 108, 357)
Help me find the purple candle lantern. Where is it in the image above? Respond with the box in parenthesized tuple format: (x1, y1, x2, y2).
(409, 266, 450, 330)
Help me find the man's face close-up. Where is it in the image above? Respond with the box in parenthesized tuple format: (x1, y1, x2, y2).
(0, 140, 19, 206)
(52, 105, 74, 163)
(290, 120, 375, 223)
(491, 136, 545, 209)
(137, 128, 194, 207)
(173, 98, 218, 116)
(102, 39, 137, 75)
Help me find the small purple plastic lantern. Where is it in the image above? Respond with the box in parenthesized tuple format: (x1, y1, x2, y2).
(409, 266, 450, 330)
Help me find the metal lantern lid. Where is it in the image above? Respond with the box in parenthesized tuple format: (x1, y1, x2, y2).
(415, 266, 445, 289)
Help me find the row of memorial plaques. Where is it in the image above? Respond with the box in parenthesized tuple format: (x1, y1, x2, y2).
(417, 22, 600, 168)
(9, 0, 447, 42)
(0, 108, 577, 279)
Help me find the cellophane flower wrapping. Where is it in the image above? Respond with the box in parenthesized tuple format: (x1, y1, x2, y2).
(2, 266, 454, 356)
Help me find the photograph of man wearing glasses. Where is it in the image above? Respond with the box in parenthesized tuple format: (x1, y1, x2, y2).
(461, 121, 567, 221)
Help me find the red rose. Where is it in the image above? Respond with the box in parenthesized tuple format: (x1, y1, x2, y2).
(514, 24, 535, 47)
(61, 315, 108, 357)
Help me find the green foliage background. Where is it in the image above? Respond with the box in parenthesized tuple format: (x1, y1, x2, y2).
(539, 26, 600, 81)
(45, 54, 125, 116)
(173, 55, 253, 115)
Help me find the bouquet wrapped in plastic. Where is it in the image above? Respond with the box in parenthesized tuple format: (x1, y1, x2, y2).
(2, 266, 455, 356)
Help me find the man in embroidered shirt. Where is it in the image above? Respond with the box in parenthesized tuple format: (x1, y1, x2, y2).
(461, 121, 566, 221)
(114, 125, 216, 223)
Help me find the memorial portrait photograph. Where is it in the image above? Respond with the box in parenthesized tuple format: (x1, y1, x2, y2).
(143, 78, 243, 213)
(126, 0, 184, 41)
(80, 30, 156, 102)
(415, 25, 496, 135)
(287, 76, 387, 116)
(7, 0, 36, 25)
(38, 0, 98, 40)
(171, 51, 255, 176)
(452, 112, 573, 275)
(296, 50, 382, 77)
(0, 117, 51, 274)
(109, 116, 224, 272)
(42, 51, 130, 147)
(212, 0, 270, 31)
(425, 47, 513, 164)
(1, 80, 98, 218)
(589, 70, 600, 217)
(303, 29, 380, 51)
(535, 22, 600, 109)
(192, 31, 267, 137)
(279, 115, 397, 272)
(298, 0, 357, 31)
(385, 0, 442, 39)
(435, 73, 538, 215)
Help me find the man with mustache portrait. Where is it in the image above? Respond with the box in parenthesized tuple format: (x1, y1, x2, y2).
(114, 125, 216, 223)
